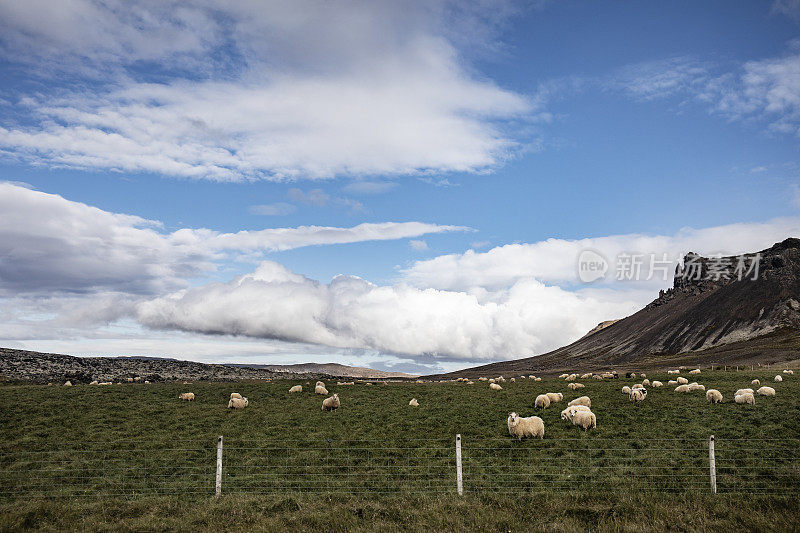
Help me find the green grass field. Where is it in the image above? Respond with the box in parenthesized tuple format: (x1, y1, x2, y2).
(1, 368, 798, 531)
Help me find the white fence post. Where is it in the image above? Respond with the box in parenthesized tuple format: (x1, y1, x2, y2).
(708, 435, 717, 494)
(216, 435, 223, 497)
(455, 434, 463, 496)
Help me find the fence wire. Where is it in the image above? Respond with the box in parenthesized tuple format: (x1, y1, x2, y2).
(0, 437, 797, 498)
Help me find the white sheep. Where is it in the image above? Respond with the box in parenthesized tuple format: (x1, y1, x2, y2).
(489, 378, 496, 384)
(64, 381, 72, 387)
(687, 383, 705, 392)
(757, 386, 776, 397)
(566, 374, 578, 381)
(571, 410, 597, 430)
(735, 388, 754, 397)
(560, 404, 591, 420)
(89, 380, 98, 385)
(479, 377, 488, 381)
(535, 394, 551, 409)
(510, 378, 516, 382)
(751, 379, 760, 386)
(230, 392, 242, 400)
(783, 369, 794, 375)
(289, 385, 303, 393)
(568, 396, 591, 408)
(774, 375, 783, 382)
(667, 370, 680, 375)
(642, 379, 651, 387)
(179, 392, 195, 401)
(689, 369, 701, 374)
(534, 377, 542, 382)
(581, 373, 593, 379)
(640, 373, 646, 378)
(315, 385, 329, 395)
(706, 389, 723, 403)
(529, 375, 536, 379)
(735, 392, 755, 405)
(674, 384, 689, 393)
(316, 381, 325, 388)
(545, 392, 563, 403)
(559, 374, 569, 379)
(322, 393, 340, 411)
(629, 388, 647, 402)
(652, 381, 663, 388)
(632, 383, 644, 390)
(567, 383, 585, 390)
(668, 380, 678, 385)
(677, 377, 689, 384)
(228, 397, 248, 409)
(490, 383, 503, 390)
(144, 380, 150, 384)
(593, 375, 604, 380)
(409, 398, 419, 406)
(621, 386, 631, 394)
(507, 412, 544, 440)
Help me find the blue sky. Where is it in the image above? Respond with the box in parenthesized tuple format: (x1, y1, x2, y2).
(1, 1, 799, 373)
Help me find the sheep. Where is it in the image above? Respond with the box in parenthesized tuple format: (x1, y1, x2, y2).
(126, 377, 134, 383)
(568, 396, 591, 408)
(774, 375, 783, 382)
(144, 380, 150, 384)
(89, 380, 98, 385)
(559, 374, 569, 379)
(230, 392, 242, 400)
(757, 386, 776, 397)
(571, 410, 597, 430)
(689, 369, 701, 374)
(640, 373, 646, 378)
(535, 394, 551, 409)
(479, 377, 488, 381)
(706, 389, 723, 403)
(534, 377, 542, 382)
(632, 383, 644, 390)
(409, 398, 419, 406)
(560, 404, 591, 420)
(337, 382, 355, 386)
(566, 374, 578, 381)
(668, 380, 678, 385)
(546, 392, 563, 403)
(497, 376, 506, 383)
(322, 393, 340, 411)
(179, 392, 195, 401)
(687, 382, 705, 392)
(602, 373, 615, 379)
(316, 381, 325, 388)
(490, 383, 503, 390)
(751, 379, 760, 386)
(674, 384, 689, 393)
(567, 382, 585, 390)
(677, 377, 689, 384)
(489, 378, 496, 384)
(289, 385, 303, 393)
(735, 392, 755, 405)
(64, 381, 72, 387)
(581, 373, 593, 379)
(735, 388, 754, 397)
(652, 381, 663, 388)
(507, 412, 545, 440)
(642, 379, 651, 387)
(228, 397, 248, 409)
(510, 378, 516, 383)
(529, 375, 536, 379)
(629, 388, 647, 402)
(315, 385, 329, 395)
(667, 370, 679, 375)
(593, 374, 604, 380)
(783, 369, 794, 375)
(621, 386, 631, 394)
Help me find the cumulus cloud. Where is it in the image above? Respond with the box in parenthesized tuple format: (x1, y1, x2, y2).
(0, 182, 468, 295)
(137, 261, 641, 361)
(0, 1, 533, 180)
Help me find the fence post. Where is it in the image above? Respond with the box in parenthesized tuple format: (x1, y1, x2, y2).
(708, 435, 717, 494)
(216, 435, 223, 497)
(455, 434, 463, 496)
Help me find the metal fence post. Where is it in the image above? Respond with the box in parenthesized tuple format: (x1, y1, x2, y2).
(708, 435, 717, 494)
(455, 434, 463, 496)
(216, 436, 223, 497)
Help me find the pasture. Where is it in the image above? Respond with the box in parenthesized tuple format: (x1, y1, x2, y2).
(1, 368, 798, 531)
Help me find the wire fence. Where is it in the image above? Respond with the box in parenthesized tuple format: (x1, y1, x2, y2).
(1, 436, 797, 498)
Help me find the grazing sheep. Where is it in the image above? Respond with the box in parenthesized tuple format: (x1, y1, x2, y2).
(652, 381, 663, 388)
(316, 381, 325, 387)
(677, 377, 689, 384)
(529, 375, 536, 379)
(230, 392, 242, 400)
(632, 383, 644, 390)
(63, 381, 72, 387)
(667, 370, 680, 375)
(546, 392, 563, 403)
(490, 383, 503, 390)
(674, 384, 690, 393)
(489, 378, 496, 384)
(689, 369, 701, 374)
(467, 381, 474, 385)
(629, 388, 647, 402)
(706, 389, 723, 403)
(179, 392, 195, 401)
(568, 396, 591, 408)
(322, 393, 340, 411)
(535, 394, 551, 409)
(602, 373, 615, 379)
(593, 375, 604, 380)
(560, 405, 591, 420)
(337, 382, 355, 386)
(289, 385, 303, 393)
(668, 380, 678, 385)
(735, 388, 754, 397)
(581, 373, 593, 379)
(751, 379, 760, 386)
(409, 398, 419, 406)
(783, 369, 794, 375)
(621, 386, 631, 394)
(497, 376, 506, 383)
(735, 392, 755, 405)
(559, 374, 569, 379)
(507, 412, 545, 440)
(687, 382, 705, 392)
(228, 397, 248, 409)
(567, 382, 585, 390)
(510, 378, 516, 383)
(757, 386, 776, 397)
(479, 377, 488, 381)
(642, 379, 651, 387)
(566, 374, 578, 381)
(640, 373, 646, 378)
(315, 385, 329, 395)
(774, 375, 783, 382)
(571, 410, 597, 430)
(534, 377, 542, 382)
(89, 380, 98, 385)
(144, 380, 150, 384)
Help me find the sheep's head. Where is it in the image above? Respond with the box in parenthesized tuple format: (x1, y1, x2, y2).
(508, 412, 519, 425)
(333, 393, 339, 399)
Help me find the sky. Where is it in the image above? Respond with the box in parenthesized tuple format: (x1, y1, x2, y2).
(1, 0, 799, 374)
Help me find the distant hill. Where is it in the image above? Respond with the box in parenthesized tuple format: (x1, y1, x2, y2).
(434, 238, 800, 377)
(229, 362, 415, 379)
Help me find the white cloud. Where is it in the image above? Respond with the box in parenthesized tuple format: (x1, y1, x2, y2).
(0, 1, 533, 181)
(611, 57, 710, 101)
(342, 181, 398, 195)
(137, 261, 640, 361)
(401, 218, 800, 291)
(0, 182, 468, 295)
(249, 203, 297, 216)
(409, 240, 429, 251)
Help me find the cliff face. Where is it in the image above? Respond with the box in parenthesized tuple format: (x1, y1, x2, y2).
(438, 238, 800, 376)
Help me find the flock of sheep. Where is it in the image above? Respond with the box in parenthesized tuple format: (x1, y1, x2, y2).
(179, 380, 342, 411)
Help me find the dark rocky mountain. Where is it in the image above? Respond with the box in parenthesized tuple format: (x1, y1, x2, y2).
(436, 238, 800, 377)
(229, 362, 415, 379)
